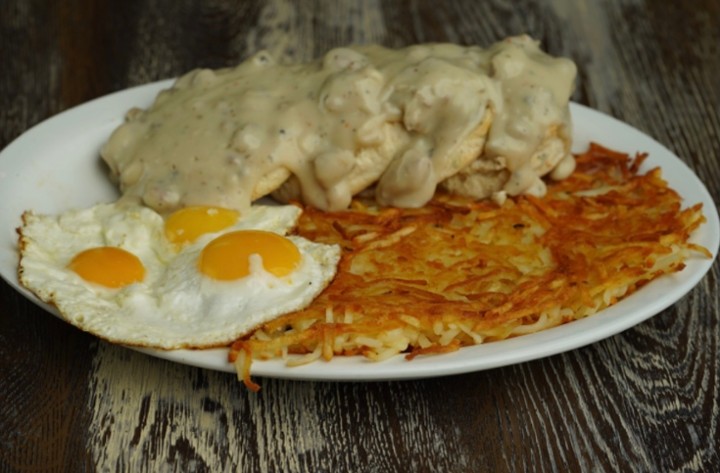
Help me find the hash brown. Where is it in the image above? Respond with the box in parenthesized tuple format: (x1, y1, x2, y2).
(230, 143, 710, 391)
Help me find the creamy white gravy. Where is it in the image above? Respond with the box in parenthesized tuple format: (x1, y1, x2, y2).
(102, 35, 577, 213)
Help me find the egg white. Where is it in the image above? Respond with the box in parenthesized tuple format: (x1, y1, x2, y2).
(17, 202, 340, 349)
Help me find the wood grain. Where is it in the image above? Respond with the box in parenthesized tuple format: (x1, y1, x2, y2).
(1, 0, 718, 472)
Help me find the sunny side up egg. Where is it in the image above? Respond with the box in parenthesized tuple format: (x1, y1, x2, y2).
(17, 202, 340, 349)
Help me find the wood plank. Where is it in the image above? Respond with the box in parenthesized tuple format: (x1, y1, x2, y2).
(0, 0, 718, 471)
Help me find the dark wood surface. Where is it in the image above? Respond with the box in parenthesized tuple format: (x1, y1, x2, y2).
(1, 1, 719, 471)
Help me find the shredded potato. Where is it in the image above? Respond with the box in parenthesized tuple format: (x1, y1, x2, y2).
(229, 143, 711, 391)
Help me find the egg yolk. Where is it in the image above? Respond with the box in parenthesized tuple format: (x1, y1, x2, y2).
(68, 247, 145, 288)
(198, 230, 301, 281)
(165, 206, 240, 245)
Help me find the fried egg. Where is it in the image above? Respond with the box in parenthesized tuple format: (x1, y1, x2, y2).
(17, 202, 340, 349)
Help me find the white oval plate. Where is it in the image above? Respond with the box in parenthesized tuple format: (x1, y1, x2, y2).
(1, 80, 718, 381)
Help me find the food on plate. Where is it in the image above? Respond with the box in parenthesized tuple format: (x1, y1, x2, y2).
(12, 35, 710, 392)
(229, 144, 710, 390)
(17, 203, 340, 348)
(101, 35, 576, 214)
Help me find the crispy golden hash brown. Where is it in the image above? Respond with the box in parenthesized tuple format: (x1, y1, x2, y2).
(230, 143, 711, 390)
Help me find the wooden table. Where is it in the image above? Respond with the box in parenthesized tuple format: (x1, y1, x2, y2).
(1, 1, 718, 471)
